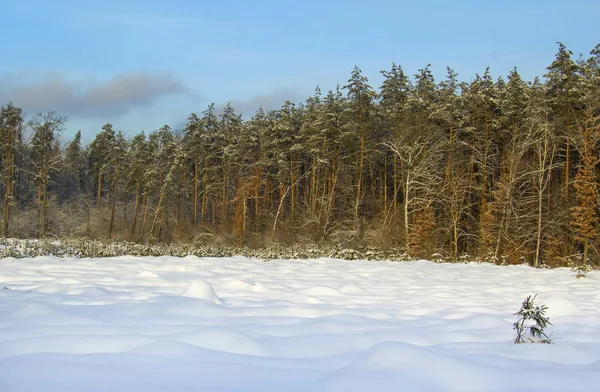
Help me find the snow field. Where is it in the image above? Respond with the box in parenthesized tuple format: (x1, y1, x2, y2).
(1, 256, 600, 391)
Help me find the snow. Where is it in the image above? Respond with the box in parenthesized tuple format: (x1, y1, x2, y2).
(182, 280, 223, 304)
(1, 256, 600, 391)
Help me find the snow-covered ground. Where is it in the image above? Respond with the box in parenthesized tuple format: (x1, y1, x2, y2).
(1, 256, 599, 391)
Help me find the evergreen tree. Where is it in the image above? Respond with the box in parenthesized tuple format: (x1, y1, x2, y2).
(127, 132, 148, 238)
(29, 112, 65, 238)
(569, 44, 600, 265)
(343, 66, 377, 232)
(0, 103, 24, 237)
(63, 130, 86, 197)
(545, 42, 581, 201)
(463, 68, 502, 256)
(89, 124, 116, 210)
(380, 64, 412, 224)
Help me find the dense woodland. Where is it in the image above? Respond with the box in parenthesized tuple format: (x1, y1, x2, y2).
(1, 43, 599, 266)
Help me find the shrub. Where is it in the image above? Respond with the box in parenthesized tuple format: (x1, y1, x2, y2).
(513, 294, 553, 344)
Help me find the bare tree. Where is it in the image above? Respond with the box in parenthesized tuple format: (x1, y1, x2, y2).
(386, 135, 443, 253)
(440, 158, 475, 261)
(488, 124, 538, 263)
(530, 109, 559, 267)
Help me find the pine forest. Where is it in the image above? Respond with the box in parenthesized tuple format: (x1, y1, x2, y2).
(1, 42, 600, 267)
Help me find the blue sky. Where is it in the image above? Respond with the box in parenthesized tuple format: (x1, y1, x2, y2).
(1, 0, 598, 143)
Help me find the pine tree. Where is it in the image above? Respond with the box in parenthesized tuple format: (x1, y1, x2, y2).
(380, 64, 412, 223)
(0, 103, 24, 237)
(63, 130, 86, 197)
(108, 131, 127, 239)
(527, 79, 559, 267)
(545, 42, 581, 201)
(29, 112, 65, 238)
(127, 132, 148, 238)
(89, 124, 116, 210)
(343, 66, 377, 233)
(220, 103, 246, 232)
(431, 68, 469, 259)
(183, 112, 204, 226)
(201, 104, 222, 226)
(303, 88, 345, 240)
(463, 69, 502, 256)
(570, 153, 597, 265)
(570, 44, 600, 266)
(487, 68, 534, 263)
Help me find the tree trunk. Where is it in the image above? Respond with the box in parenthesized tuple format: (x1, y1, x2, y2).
(37, 167, 42, 237)
(4, 172, 11, 238)
(37, 167, 43, 209)
(3, 140, 14, 238)
(41, 176, 48, 239)
(193, 160, 198, 225)
(534, 183, 543, 267)
(355, 134, 365, 228)
(311, 153, 317, 214)
(290, 154, 295, 220)
(109, 168, 118, 238)
(393, 154, 398, 217)
(446, 122, 453, 182)
(494, 199, 509, 263)
(254, 166, 262, 230)
(453, 219, 459, 262)
(382, 154, 387, 214)
(97, 170, 102, 209)
(131, 184, 141, 238)
(86, 198, 91, 237)
(201, 166, 207, 225)
(404, 171, 410, 251)
(140, 193, 148, 239)
(565, 138, 570, 199)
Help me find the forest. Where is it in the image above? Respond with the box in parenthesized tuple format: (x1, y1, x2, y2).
(1, 42, 599, 266)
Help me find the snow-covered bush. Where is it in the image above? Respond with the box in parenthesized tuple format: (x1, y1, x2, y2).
(431, 253, 444, 263)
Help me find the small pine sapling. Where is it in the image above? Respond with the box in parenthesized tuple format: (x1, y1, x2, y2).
(513, 294, 553, 344)
(569, 254, 592, 278)
(571, 263, 592, 278)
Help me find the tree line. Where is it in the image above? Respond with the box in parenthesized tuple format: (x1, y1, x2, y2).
(1, 42, 599, 266)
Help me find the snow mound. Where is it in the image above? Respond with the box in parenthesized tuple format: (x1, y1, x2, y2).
(128, 340, 212, 358)
(66, 287, 113, 297)
(182, 280, 222, 304)
(35, 285, 64, 293)
(443, 313, 507, 330)
(302, 286, 343, 296)
(138, 270, 160, 278)
(221, 279, 253, 289)
(9, 302, 95, 325)
(339, 284, 362, 293)
(343, 341, 453, 372)
(11, 302, 66, 319)
(159, 264, 195, 272)
(251, 282, 272, 293)
(543, 297, 588, 317)
(340, 341, 494, 390)
(174, 328, 268, 356)
(57, 278, 83, 284)
(305, 296, 325, 304)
